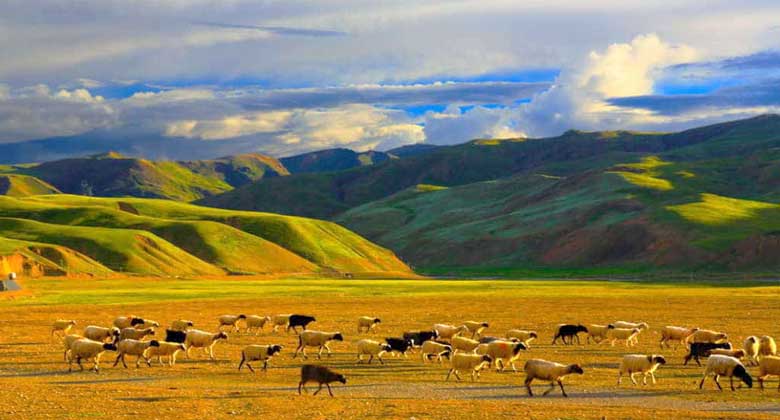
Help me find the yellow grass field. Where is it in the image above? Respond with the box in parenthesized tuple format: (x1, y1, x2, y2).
(2, 277, 780, 419)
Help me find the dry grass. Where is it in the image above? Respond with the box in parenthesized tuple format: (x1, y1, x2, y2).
(2, 277, 780, 419)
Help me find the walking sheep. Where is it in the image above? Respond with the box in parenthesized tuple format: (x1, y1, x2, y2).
(385, 337, 414, 357)
(271, 314, 291, 333)
(451, 336, 481, 353)
(481, 340, 527, 372)
(62, 334, 83, 362)
(699, 355, 752, 391)
(357, 316, 381, 333)
(446, 353, 492, 382)
(288, 314, 317, 334)
(83, 326, 120, 343)
(612, 321, 649, 331)
(238, 344, 283, 372)
(294, 331, 344, 359)
(744, 336, 760, 366)
(506, 329, 538, 347)
(420, 341, 452, 363)
(245, 315, 272, 335)
(218, 314, 246, 332)
(463, 321, 489, 339)
(169, 320, 194, 332)
(608, 328, 641, 347)
(119, 327, 155, 341)
(403, 330, 439, 347)
(685, 342, 732, 366)
(298, 365, 346, 397)
(355, 339, 392, 364)
(759, 336, 777, 358)
(185, 330, 228, 360)
(660, 326, 698, 348)
(113, 339, 160, 368)
(68, 338, 117, 373)
(51, 320, 77, 338)
(113, 316, 145, 329)
(690, 329, 728, 344)
(617, 354, 666, 385)
(145, 341, 187, 367)
(757, 356, 780, 391)
(586, 324, 614, 344)
(552, 324, 588, 345)
(433, 323, 468, 340)
(523, 359, 584, 397)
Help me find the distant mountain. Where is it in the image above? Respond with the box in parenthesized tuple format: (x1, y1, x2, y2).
(281, 148, 394, 174)
(387, 143, 440, 158)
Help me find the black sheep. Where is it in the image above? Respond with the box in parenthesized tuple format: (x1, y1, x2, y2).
(552, 324, 588, 345)
(165, 329, 187, 344)
(298, 365, 347, 397)
(288, 314, 316, 333)
(403, 330, 439, 347)
(385, 337, 414, 356)
(684, 342, 732, 366)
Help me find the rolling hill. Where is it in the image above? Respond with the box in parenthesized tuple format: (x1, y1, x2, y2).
(280, 148, 394, 174)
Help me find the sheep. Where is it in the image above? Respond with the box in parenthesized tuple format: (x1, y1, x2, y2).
(420, 341, 452, 363)
(288, 314, 317, 334)
(433, 323, 468, 340)
(113, 316, 146, 329)
(481, 340, 527, 372)
(710, 349, 746, 360)
(403, 330, 439, 347)
(294, 331, 344, 359)
(385, 337, 414, 357)
(83, 326, 120, 343)
(137, 319, 160, 329)
(185, 329, 228, 360)
(608, 328, 641, 347)
(586, 324, 614, 344)
(357, 316, 381, 333)
(612, 321, 649, 331)
(685, 342, 732, 366)
(238, 344, 283, 372)
(523, 359, 584, 397)
(744, 336, 760, 366)
(218, 314, 247, 332)
(759, 335, 777, 358)
(62, 334, 83, 361)
(68, 338, 117, 373)
(757, 356, 780, 391)
(119, 327, 155, 341)
(617, 354, 667, 386)
(298, 365, 346, 397)
(51, 320, 77, 338)
(356, 339, 392, 364)
(170, 319, 194, 332)
(552, 324, 588, 345)
(479, 336, 519, 344)
(113, 339, 160, 368)
(451, 336, 481, 353)
(689, 329, 728, 344)
(446, 353, 492, 382)
(699, 355, 753, 391)
(463, 321, 489, 339)
(660, 326, 699, 348)
(165, 329, 187, 344)
(245, 315, 272, 335)
(145, 341, 187, 367)
(271, 314, 291, 333)
(506, 329, 538, 347)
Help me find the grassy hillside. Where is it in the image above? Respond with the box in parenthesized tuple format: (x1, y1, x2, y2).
(281, 148, 393, 174)
(0, 174, 60, 196)
(179, 153, 289, 187)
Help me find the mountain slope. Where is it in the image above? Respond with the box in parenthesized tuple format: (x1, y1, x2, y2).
(0, 174, 61, 196)
(280, 148, 393, 174)
(179, 153, 289, 187)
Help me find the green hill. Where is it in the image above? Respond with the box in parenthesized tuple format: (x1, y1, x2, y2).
(0, 174, 60, 196)
(281, 148, 393, 174)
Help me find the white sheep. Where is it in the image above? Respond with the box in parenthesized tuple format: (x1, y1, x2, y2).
(51, 320, 77, 338)
(421, 341, 452, 363)
(586, 324, 614, 344)
(62, 334, 83, 361)
(356, 339, 392, 364)
(170, 320, 194, 332)
(506, 329, 538, 347)
(710, 349, 746, 360)
(759, 336, 777, 358)
(451, 336, 481, 353)
(119, 327, 155, 341)
(83, 326, 120, 343)
(699, 355, 753, 391)
(294, 331, 344, 359)
(238, 344, 283, 372)
(185, 329, 228, 360)
(481, 340, 527, 372)
(617, 354, 666, 385)
(68, 338, 117, 372)
(144, 341, 187, 366)
(113, 315, 149, 329)
(463, 321, 489, 339)
(357, 316, 381, 334)
(218, 314, 247, 332)
(523, 359, 584, 397)
(744, 336, 760, 366)
(245, 315, 272, 335)
(433, 323, 468, 340)
(660, 326, 698, 348)
(113, 339, 160, 368)
(137, 319, 160, 329)
(613, 321, 649, 330)
(757, 356, 780, 391)
(689, 329, 728, 344)
(608, 328, 641, 347)
(445, 353, 492, 382)
(271, 314, 291, 333)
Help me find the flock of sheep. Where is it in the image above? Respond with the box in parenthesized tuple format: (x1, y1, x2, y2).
(51, 315, 780, 397)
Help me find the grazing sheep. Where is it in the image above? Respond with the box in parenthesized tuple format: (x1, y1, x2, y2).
(481, 340, 527, 372)
(298, 365, 346, 397)
(759, 336, 777, 358)
(660, 326, 699, 348)
(385, 337, 414, 357)
(119, 327, 155, 341)
(613, 321, 649, 331)
(294, 331, 344, 359)
(356, 339, 392, 364)
(710, 349, 746, 360)
(218, 314, 247, 332)
(451, 336, 481, 353)
(113, 316, 146, 330)
(83, 326, 120, 343)
(479, 336, 519, 344)
(690, 329, 728, 344)
(403, 330, 439, 347)
(433, 323, 468, 340)
(245, 315, 272, 335)
(586, 324, 615, 344)
(608, 328, 641, 347)
(552, 324, 588, 345)
(271, 314, 291, 333)
(68, 338, 117, 373)
(420, 341, 452, 363)
(288, 314, 317, 334)
(51, 320, 77, 337)
(699, 355, 753, 391)
(685, 342, 732, 366)
(238, 344, 283, 372)
(523, 359, 584, 397)
(169, 320, 194, 332)
(165, 329, 187, 344)
(144, 341, 187, 367)
(446, 353, 492, 382)
(137, 319, 160, 329)
(113, 339, 160, 368)
(506, 329, 538, 347)
(757, 356, 780, 391)
(357, 316, 381, 333)
(62, 334, 83, 361)
(463, 321, 489, 339)
(185, 330, 228, 360)
(617, 354, 666, 385)
(744, 336, 760, 366)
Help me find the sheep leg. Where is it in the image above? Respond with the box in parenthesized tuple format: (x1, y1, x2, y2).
(575, 335, 581, 345)
(158, 356, 165, 367)
(617, 372, 622, 385)
(316, 346, 323, 360)
(185, 346, 192, 359)
(630, 372, 638, 385)
(313, 383, 324, 396)
(650, 372, 657, 384)
(378, 354, 384, 365)
(730, 376, 735, 391)
(262, 360, 268, 371)
(208, 344, 215, 361)
(247, 362, 256, 373)
(510, 361, 518, 373)
(298, 381, 307, 395)
(471, 370, 477, 382)
(324, 343, 333, 357)
(542, 381, 556, 396)
(368, 355, 374, 364)
(496, 359, 505, 372)
(557, 380, 568, 397)
(713, 375, 723, 391)
(326, 383, 335, 397)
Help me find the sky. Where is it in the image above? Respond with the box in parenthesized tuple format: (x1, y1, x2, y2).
(1, 0, 780, 159)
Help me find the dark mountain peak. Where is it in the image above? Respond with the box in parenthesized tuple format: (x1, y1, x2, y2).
(87, 151, 128, 160)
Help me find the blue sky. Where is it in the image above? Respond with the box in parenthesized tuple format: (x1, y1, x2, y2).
(1, 1, 780, 158)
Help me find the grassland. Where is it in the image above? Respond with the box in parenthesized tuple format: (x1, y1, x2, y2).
(2, 277, 779, 419)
